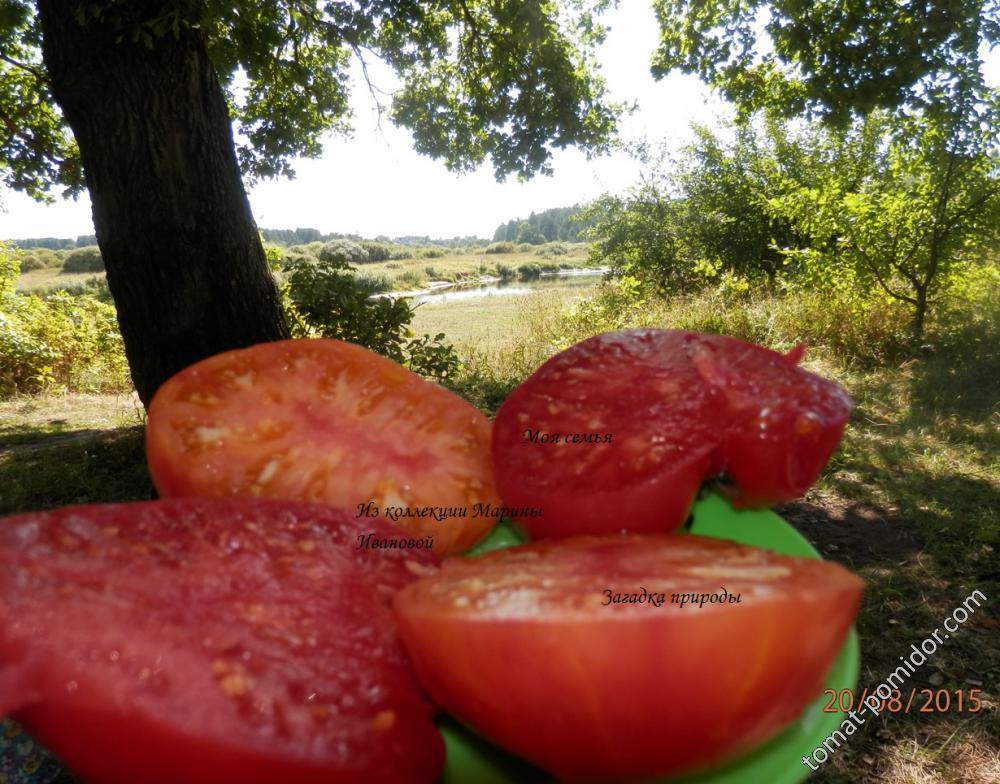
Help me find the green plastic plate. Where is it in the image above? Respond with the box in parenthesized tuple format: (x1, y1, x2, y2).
(437, 491, 861, 784)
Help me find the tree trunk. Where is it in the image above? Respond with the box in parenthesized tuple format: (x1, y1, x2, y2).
(912, 285, 927, 343)
(36, 1, 289, 405)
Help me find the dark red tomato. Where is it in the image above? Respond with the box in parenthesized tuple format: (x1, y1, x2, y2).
(687, 333, 852, 507)
(146, 338, 500, 556)
(0, 499, 444, 784)
(394, 534, 863, 783)
(491, 330, 852, 537)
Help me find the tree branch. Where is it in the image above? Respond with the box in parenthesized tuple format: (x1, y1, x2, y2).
(0, 53, 45, 80)
(850, 241, 918, 304)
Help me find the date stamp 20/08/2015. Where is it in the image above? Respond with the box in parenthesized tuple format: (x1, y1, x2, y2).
(822, 687, 984, 715)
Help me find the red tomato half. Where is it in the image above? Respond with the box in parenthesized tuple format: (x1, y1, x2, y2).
(394, 534, 862, 783)
(147, 338, 500, 556)
(0, 499, 444, 784)
(491, 330, 852, 537)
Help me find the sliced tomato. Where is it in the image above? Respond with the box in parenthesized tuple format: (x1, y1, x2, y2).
(394, 534, 863, 782)
(687, 333, 853, 507)
(491, 330, 852, 537)
(0, 499, 444, 784)
(146, 338, 499, 556)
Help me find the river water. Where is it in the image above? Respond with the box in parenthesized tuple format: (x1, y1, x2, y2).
(410, 269, 606, 305)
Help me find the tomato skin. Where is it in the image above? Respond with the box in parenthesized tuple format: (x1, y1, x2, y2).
(394, 534, 863, 782)
(146, 338, 499, 556)
(0, 499, 444, 784)
(492, 330, 852, 537)
(688, 333, 852, 507)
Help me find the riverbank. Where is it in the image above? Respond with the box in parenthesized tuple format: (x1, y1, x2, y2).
(410, 273, 603, 344)
(374, 267, 608, 302)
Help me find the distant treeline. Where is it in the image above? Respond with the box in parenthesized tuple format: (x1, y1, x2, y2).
(492, 206, 590, 244)
(12, 235, 97, 250)
(9, 230, 491, 250)
(260, 228, 488, 248)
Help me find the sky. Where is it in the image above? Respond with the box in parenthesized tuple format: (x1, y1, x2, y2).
(0, 1, 728, 242)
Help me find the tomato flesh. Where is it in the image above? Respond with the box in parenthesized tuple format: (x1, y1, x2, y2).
(491, 330, 852, 536)
(394, 534, 862, 782)
(0, 499, 444, 784)
(146, 338, 500, 556)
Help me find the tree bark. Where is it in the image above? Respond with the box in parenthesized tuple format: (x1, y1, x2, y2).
(912, 285, 927, 343)
(36, 1, 289, 405)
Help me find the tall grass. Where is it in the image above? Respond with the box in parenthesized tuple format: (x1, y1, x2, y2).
(450, 267, 998, 416)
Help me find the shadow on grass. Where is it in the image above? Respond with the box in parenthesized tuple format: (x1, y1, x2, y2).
(780, 496, 999, 784)
(911, 307, 1000, 423)
(0, 426, 152, 516)
(0, 426, 110, 450)
(788, 307, 1000, 783)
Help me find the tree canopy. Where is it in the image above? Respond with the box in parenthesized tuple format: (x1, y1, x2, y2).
(1, 0, 621, 201)
(651, 0, 1000, 124)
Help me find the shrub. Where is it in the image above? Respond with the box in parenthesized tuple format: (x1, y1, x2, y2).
(63, 246, 105, 273)
(318, 239, 368, 264)
(536, 242, 569, 257)
(419, 247, 445, 259)
(361, 242, 393, 262)
(396, 269, 427, 289)
(494, 263, 516, 281)
(18, 254, 47, 272)
(1, 244, 130, 396)
(32, 248, 62, 267)
(354, 272, 392, 293)
(517, 263, 542, 280)
(485, 242, 516, 254)
(281, 257, 459, 380)
(281, 250, 317, 269)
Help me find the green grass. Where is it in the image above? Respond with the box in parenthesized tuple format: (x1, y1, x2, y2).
(411, 276, 600, 345)
(0, 393, 149, 514)
(15, 267, 103, 292)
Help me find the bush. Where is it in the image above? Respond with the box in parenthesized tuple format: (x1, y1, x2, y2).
(517, 263, 542, 280)
(485, 242, 516, 254)
(354, 272, 392, 293)
(536, 242, 569, 257)
(396, 269, 427, 289)
(318, 239, 368, 264)
(361, 242, 392, 262)
(31, 248, 62, 267)
(419, 247, 445, 259)
(281, 250, 317, 269)
(494, 263, 516, 281)
(18, 254, 47, 272)
(281, 257, 459, 380)
(1, 244, 130, 397)
(62, 246, 105, 273)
